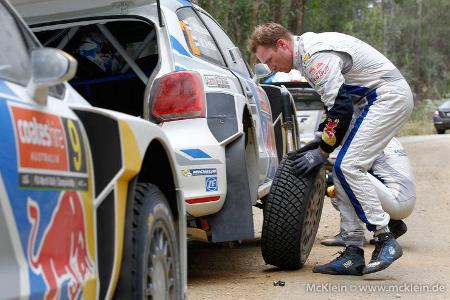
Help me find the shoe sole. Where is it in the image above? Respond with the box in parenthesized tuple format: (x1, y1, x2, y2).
(320, 240, 346, 246)
(313, 268, 363, 276)
(362, 252, 403, 275)
(321, 240, 369, 247)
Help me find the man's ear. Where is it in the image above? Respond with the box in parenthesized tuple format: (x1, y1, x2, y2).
(276, 38, 288, 49)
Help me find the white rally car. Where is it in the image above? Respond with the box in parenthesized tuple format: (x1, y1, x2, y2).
(14, 0, 328, 272)
(1, 1, 187, 298)
(13, 0, 301, 244)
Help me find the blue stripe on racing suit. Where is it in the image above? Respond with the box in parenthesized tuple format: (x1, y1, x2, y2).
(334, 86, 378, 231)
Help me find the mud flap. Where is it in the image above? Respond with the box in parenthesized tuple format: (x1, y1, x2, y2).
(207, 135, 254, 242)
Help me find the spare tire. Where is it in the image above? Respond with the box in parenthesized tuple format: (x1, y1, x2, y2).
(261, 154, 326, 270)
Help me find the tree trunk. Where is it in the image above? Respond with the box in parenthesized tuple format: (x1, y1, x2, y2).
(414, 0, 423, 94)
(381, 0, 396, 57)
(273, 0, 282, 24)
(288, 0, 306, 34)
(250, 0, 262, 66)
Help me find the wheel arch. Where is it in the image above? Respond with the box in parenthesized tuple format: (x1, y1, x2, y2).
(137, 139, 179, 219)
(114, 138, 184, 298)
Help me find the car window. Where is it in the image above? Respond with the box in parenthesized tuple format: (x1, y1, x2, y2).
(176, 7, 225, 67)
(0, 3, 31, 85)
(199, 11, 251, 78)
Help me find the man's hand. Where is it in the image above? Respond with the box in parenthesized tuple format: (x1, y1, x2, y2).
(293, 148, 327, 176)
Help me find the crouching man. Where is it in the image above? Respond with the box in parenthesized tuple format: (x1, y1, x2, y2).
(250, 23, 414, 275)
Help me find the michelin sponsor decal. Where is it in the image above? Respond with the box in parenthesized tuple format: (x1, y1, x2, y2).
(9, 104, 88, 190)
(181, 168, 217, 177)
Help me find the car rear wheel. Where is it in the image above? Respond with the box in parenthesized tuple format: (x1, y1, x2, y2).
(261, 155, 326, 270)
(132, 183, 181, 300)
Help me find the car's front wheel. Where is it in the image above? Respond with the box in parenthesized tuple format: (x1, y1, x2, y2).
(261, 155, 326, 270)
(132, 183, 181, 300)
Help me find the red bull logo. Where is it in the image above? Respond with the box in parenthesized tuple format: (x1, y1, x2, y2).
(324, 118, 339, 135)
(308, 62, 323, 75)
(322, 118, 340, 146)
(27, 191, 94, 300)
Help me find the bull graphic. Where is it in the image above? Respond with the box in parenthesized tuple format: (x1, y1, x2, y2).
(322, 118, 340, 146)
(27, 191, 94, 300)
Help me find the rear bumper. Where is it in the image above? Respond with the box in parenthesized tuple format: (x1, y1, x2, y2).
(433, 116, 450, 129)
(160, 119, 227, 217)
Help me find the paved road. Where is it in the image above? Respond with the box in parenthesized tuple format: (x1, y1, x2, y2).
(187, 134, 450, 300)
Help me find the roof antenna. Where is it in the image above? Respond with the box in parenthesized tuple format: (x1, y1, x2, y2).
(156, 0, 164, 27)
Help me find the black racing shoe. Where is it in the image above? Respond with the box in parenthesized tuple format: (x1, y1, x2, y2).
(363, 232, 403, 275)
(313, 246, 365, 276)
(369, 219, 407, 244)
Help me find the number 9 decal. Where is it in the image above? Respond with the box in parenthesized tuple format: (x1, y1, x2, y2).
(67, 119, 82, 172)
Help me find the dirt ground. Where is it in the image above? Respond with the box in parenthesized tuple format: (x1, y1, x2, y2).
(187, 134, 450, 300)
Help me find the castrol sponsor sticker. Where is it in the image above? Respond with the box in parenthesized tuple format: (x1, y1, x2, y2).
(10, 105, 88, 190)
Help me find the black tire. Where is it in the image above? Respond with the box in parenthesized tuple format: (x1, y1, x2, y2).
(436, 128, 445, 134)
(261, 155, 326, 270)
(132, 183, 181, 300)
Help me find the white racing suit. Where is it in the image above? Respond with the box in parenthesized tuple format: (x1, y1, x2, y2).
(293, 32, 415, 247)
(332, 137, 416, 244)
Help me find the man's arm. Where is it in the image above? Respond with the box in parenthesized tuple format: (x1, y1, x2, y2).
(303, 51, 353, 154)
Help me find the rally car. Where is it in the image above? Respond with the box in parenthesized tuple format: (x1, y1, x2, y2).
(13, 0, 326, 270)
(0, 1, 187, 298)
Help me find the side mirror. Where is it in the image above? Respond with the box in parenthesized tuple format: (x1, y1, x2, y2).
(26, 48, 77, 105)
(253, 63, 272, 81)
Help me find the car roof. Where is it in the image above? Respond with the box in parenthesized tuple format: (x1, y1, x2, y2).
(10, 0, 192, 22)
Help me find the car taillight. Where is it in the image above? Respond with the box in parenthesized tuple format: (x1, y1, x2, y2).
(152, 71, 205, 121)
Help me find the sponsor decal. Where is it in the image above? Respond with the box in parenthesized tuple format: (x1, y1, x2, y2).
(204, 75, 231, 89)
(388, 246, 396, 255)
(308, 62, 324, 74)
(181, 168, 217, 177)
(298, 116, 309, 124)
(10, 105, 88, 190)
(393, 149, 407, 156)
(311, 64, 330, 83)
(343, 260, 353, 268)
(322, 118, 339, 146)
(27, 191, 94, 300)
(303, 53, 311, 63)
(205, 176, 218, 192)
